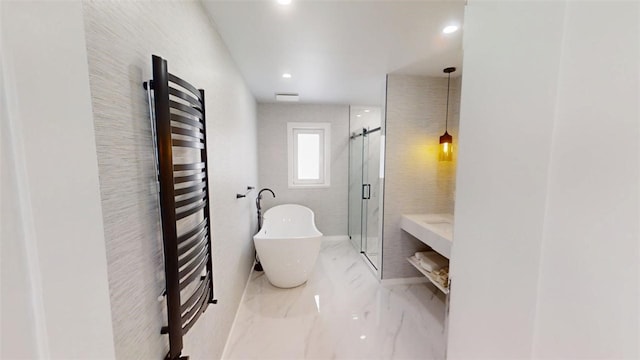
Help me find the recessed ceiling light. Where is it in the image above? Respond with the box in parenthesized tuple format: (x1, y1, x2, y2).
(364, 109, 370, 113)
(282, 73, 292, 79)
(356, 114, 362, 118)
(277, 0, 292, 5)
(442, 25, 459, 34)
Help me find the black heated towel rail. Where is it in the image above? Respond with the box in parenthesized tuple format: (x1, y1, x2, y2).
(145, 55, 216, 360)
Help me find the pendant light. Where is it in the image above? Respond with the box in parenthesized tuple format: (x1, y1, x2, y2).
(439, 67, 456, 161)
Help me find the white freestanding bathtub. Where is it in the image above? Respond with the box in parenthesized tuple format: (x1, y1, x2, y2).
(253, 204, 323, 288)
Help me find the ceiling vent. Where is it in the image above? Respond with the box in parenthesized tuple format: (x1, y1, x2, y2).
(275, 93, 299, 102)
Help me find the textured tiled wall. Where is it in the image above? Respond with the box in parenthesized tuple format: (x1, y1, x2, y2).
(257, 104, 349, 235)
(382, 75, 461, 279)
(82, 1, 258, 358)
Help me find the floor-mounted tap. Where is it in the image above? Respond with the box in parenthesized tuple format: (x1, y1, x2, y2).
(254, 188, 275, 272)
(256, 188, 275, 230)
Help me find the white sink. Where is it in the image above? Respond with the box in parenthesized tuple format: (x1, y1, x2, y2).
(401, 213, 453, 258)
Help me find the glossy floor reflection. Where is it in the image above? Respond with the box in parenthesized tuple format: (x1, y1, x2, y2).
(223, 238, 447, 359)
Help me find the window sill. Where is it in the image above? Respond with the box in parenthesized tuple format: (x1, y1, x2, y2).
(288, 184, 331, 190)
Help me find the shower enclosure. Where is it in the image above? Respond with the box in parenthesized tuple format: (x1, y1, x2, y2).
(348, 106, 384, 271)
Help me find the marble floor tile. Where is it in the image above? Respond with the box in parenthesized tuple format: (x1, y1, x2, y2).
(223, 238, 447, 360)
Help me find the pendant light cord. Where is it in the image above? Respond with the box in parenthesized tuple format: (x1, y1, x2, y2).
(445, 72, 451, 132)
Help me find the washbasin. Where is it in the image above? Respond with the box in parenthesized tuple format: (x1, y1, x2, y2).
(401, 213, 453, 258)
(418, 219, 452, 240)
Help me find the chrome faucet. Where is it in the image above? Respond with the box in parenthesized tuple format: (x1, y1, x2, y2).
(256, 188, 275, 230)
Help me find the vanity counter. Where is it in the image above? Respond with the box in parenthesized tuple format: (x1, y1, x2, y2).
(401, 213, 453, 259)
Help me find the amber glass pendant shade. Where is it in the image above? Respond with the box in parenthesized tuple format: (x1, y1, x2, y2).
(439, 131, 453, 161)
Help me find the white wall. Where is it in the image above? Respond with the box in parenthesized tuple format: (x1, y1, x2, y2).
(0, 118, 40, 359)
(448, 1, 639, 358)
(1, 1, 116, 358)
(0, 4, 40, 355)
(533, 2, 639, 358)
(383, 75, 460, 279)
(81, 1, 259, 359)
(447, 2, 565, 357)
(257, 103, 349, 235)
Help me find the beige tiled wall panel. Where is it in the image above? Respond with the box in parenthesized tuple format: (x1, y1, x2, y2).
(383, 75, 461, 279)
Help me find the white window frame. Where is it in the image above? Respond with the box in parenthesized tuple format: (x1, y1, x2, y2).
(287, 122, 331, 188)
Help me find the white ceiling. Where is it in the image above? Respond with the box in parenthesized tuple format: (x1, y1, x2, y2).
(203, 0, 464, 105)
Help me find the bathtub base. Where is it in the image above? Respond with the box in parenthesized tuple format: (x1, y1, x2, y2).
(266, 277, 307, 289)
(255, 235, 322, 289)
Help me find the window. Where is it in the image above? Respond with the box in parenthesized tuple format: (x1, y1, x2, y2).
(287, 122, 331, 188)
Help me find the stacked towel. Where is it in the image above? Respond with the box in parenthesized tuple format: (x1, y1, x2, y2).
(432, 267, 449, 289)
(415, 251, 448, 272)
